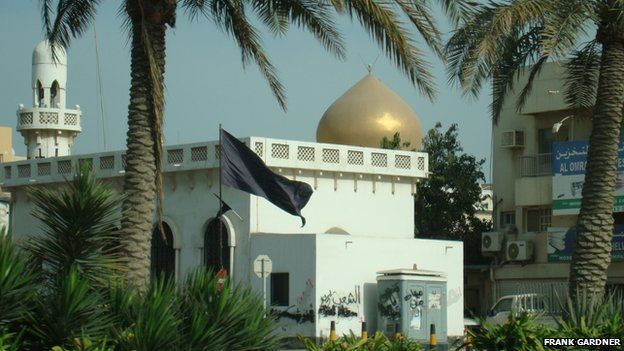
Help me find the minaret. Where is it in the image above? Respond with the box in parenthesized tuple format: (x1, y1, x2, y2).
(16, 40, 82, 159)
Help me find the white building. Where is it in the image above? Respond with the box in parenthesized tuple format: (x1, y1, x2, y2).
(1, 42, 464, 343)
(17, 40, 82, 159)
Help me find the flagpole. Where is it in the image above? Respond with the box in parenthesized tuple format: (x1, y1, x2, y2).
(218, 124, 223, 270)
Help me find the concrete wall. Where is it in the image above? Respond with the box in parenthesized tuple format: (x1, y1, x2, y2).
(249, 234, 318, 338)
(315, 235, 464, 338)
(250, 171, 415, 238)
(250, 234, 464, 340)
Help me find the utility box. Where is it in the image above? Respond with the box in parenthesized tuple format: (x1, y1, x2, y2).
(377, 269, 447, 344)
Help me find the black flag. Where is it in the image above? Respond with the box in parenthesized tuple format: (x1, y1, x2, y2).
(220, 128, 313, 226)
(213, 193, 233, 217)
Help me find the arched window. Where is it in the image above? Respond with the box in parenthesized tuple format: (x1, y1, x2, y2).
(204, 218, 230, 273)
(50, 80, 60, 107)
(151, 222, 175, 280)
(37, 80, 44, 107)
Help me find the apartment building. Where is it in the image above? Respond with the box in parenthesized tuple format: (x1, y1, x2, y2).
(484, 62, 624, 312)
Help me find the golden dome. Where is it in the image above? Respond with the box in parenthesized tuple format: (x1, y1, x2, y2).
(316, 74, 423, 150)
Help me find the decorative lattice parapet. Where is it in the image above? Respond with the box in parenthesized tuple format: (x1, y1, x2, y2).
(16, 106, 82, 132)
(0, 137, 428, 188)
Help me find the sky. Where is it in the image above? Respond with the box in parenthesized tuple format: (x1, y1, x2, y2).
(0, 1, 492, 180)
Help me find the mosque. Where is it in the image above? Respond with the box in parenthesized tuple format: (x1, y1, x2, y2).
(0, 41, 463, 344)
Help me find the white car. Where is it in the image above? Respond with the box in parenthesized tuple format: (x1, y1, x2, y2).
(486, 294, 557, 326)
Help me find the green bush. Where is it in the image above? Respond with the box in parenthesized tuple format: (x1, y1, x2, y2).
(556, 290, 624, 340)
(298, 332, 424, 351)
(463, 312, 555, 351)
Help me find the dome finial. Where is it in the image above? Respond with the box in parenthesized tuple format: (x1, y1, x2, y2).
(367, 63, 373, 74)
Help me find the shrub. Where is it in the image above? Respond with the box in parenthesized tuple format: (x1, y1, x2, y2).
(463, 312, 555, 351)
(556, 290, 624, 340)
(298, 332, 424, 351)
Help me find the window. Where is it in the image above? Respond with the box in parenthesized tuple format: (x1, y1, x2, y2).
(204, 218, 230, 272)
(270, 273, 289, 306)
(151, 222, 175, 281)
(526, 208, 552, 232)
(500, 211, 516, 229)
(491, 297, 513, 315)
(37, 80, 44, 107)
(50, 80, 60, 107)
(538, 128, 554, 154)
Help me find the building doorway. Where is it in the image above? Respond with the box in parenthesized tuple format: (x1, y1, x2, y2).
(151, 222, 175, 281)
(204, 218, 230, 273)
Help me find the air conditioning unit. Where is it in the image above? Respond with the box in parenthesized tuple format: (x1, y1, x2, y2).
(482, 232, 503, 252)
(501, 131, 525, 148)
(506, 241, 534, 261)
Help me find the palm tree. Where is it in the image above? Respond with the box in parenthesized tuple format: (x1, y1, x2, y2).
(445, 0, 624, 297)
(40, 0, 468, 291)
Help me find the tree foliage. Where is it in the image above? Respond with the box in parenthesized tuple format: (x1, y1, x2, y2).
(415, 123, 490, 241)
(380, 125, 491, 248)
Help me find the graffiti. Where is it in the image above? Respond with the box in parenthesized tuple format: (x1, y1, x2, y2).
(404, 288, 424, 310)
(269, 308, 314, 324)
(271, 278, 315, 324)
(404, 288, 424, 330)
(378, 284, 401, 320)
(318, 285, 361, 318)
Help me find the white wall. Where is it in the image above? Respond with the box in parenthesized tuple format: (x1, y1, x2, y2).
(315, 235, 464, 338)
(251, 171, 415, 238)
(249, 234, 318, 338)
(248, 233, 464, 340)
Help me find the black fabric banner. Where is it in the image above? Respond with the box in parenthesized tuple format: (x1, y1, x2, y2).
(220, 129, 313, 226)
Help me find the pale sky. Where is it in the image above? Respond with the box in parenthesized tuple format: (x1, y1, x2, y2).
(0, 1, 492, 179)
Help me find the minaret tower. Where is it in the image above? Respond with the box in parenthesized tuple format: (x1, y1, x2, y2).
(16, 40, 82, 159)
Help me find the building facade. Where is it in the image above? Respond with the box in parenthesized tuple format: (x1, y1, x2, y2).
(485, 62, 624, 312)
(1, 41, 466, 343)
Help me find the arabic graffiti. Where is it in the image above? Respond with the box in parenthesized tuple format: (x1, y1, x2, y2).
(271, 278, 315, 324)
(317, 285, 361, 318)
(404, 288, 424, 310)
(378, 283, 401, 320)
(268, 307, 314, 324)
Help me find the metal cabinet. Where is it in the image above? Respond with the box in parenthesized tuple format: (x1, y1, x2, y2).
(377, 269, 447, 344)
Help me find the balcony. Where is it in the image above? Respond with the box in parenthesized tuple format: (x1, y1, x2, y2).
(520, 153, 552, 177)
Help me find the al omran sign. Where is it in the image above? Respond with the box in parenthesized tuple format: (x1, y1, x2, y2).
(551, 140, 624, 215)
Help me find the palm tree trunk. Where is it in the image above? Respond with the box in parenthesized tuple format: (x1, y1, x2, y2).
(120, 5, 168, 292)
(569, 27, 624, 298)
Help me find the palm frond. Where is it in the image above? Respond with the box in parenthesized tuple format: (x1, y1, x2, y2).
(204, 0, 287, 110)
(25, 166, 124, 285)
(0, 232, 37, 328)
(438, 0, 475, 26)
(395, 0, 443, 58)
(515, 54, 547, 113)
(445, 0, 549, 99)
(339, 0, 437, 99)
(249, 0, 346, 59)
(540, 0, 592, 60)
(40, 0, 102, 61)
(564, 40, 601, 111)
(490, 27, 543, 122)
